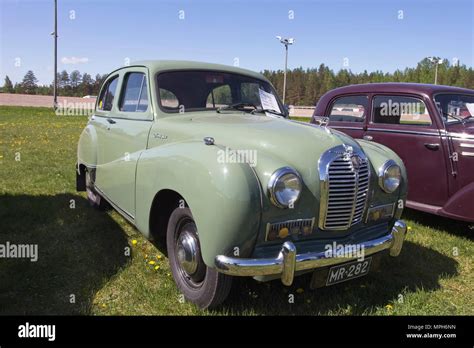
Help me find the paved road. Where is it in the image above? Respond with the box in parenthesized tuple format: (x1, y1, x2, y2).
(0, 93, 96, 108)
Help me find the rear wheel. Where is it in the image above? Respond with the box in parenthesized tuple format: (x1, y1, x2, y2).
(167, 207, 232, 309)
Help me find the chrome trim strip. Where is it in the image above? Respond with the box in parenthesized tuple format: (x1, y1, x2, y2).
(444, 132, 474, 140)
(215, 220, 407, 285)
(332, 126, 365, 130)
(461, 151, 474, 157)
(368, 127, 439, 137)
(460, 143, 474, 148)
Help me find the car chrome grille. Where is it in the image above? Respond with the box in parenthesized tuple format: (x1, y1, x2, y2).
(319, 145, 370, 230)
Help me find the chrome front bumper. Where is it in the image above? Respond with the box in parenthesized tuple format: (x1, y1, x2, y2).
(215, 220, 407, 286)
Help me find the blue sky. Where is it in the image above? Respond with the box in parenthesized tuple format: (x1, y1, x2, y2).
(1, 0, 473, 85)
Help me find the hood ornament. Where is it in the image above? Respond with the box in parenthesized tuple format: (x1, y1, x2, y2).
(313, 116, 329, 127)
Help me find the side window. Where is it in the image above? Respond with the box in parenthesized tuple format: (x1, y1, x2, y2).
(206, 85, 232, 108)
(373, 95, 432, 126)
(159, 89, 179, 109)
(120, 73, 149, 112)
(328, 95, 368, 123)
(97, 76, 118, 111)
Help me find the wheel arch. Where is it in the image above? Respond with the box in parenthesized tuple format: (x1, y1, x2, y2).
(135, 141, 262, 267)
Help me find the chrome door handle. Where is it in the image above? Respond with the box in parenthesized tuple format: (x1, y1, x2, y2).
(106, 118, 116, 124)
(363, 135, 373, 141)
(424, 143, 440, 150)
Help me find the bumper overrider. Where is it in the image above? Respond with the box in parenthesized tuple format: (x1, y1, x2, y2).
(215, 220, 407, 286)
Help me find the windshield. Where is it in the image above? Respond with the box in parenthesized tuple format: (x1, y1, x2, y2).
(156, 70, 284, 115)
(434, 93, 474, 124)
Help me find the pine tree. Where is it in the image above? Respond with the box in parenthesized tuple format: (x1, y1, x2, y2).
(21, 70, 38, 94)
(2, 75, 14, 93)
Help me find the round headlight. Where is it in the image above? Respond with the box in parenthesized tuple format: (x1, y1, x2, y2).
(268, 167, 302, 208)
(378, 160, 401, 193)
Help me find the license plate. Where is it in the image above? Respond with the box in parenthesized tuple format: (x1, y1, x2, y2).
(326, 257, 372, 286)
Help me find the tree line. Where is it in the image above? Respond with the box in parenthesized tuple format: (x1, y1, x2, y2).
(1, 70, 107, 97)
(2, 58, 474, 105)
(263, 57, 474, 105)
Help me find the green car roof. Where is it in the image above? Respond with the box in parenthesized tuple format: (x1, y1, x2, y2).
(113, 60, 269, 82)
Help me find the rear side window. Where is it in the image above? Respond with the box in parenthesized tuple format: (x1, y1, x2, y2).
(97, 76, 118, 111)
(328, 95, 368, 123)
(120, 72, 149, 112)
(373, 95, 432, 126)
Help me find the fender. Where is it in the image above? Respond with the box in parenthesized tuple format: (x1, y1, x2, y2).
(441, 182, 474, 223)
(77, 123, 99, 170)
(135, 140, 262, 267)
(357, 139, 408, 219)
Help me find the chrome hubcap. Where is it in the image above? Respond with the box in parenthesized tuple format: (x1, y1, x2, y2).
(176, 230, 199, 276)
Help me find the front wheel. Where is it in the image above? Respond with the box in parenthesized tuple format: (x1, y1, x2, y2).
(167, 207, 232, 309)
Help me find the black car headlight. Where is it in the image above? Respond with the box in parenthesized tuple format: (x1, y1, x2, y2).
(268, 167, 302, 208)
(378, 160, 401, 193)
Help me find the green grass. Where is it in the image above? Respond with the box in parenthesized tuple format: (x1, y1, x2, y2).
(0, 105, 473, 315)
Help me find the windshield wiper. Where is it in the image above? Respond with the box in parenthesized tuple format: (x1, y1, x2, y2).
(216, 102, 257, 113)
(251, 108, 286, 118)
(443, 111, 466, 124)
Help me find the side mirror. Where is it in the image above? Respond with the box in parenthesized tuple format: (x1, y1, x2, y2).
(283, 104, 290, 118)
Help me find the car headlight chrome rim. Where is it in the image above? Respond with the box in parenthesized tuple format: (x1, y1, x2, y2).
(378, 160, 401, 193)
(268, 167, 302, 208)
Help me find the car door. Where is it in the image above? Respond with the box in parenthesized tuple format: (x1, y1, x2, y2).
(365, 94, 448, 208)
(323, 94, 369, 139)
(94, 68, 153, 219)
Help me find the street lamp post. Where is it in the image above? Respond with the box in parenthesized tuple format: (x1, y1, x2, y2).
(428, 57, 443, 85)
(276, 36, 295, 104)
(52, 0, 58, 109)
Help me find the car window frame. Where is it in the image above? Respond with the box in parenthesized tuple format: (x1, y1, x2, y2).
(370, 93, 436, 129)
(155, 69, 284, 117)
(96, 74, 119, 114)
(432, 92, 474, 127)
(324, 93, 369, 127)
(115, 67, 153, 121)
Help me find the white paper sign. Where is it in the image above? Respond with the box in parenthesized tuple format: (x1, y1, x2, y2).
(465, 103, 474, 117)
(259, 88, 282, 116)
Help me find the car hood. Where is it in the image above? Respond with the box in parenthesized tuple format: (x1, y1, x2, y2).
(156, 112, 362, 178)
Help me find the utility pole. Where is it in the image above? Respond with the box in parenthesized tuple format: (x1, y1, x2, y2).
(276, 36, 295, 104)
(428, 57, 443, 85)
(52, 0, 58, 109)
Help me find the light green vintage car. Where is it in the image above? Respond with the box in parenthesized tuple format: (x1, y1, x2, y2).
(77, 60, 408, 308)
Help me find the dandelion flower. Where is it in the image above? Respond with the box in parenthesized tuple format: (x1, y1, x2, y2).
(148, 260, 156, 265)
(385, 304, 393, 310)
(132, 239, 137, 245)
(154, 265, 160, 270)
